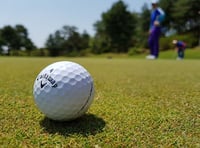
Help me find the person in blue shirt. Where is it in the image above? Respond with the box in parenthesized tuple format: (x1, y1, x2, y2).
(146, 0, 165, 59)
(172, 40, 186, 60)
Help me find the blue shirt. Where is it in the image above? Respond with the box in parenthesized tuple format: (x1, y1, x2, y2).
(176, 41, 186, 50)
(150, 7, 165, 30)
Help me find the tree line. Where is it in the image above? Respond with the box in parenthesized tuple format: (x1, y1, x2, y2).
(0, 0, 199, 56)
(0, 25, 35, 55)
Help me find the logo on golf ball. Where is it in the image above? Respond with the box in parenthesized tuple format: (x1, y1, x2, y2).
(36, 68, 58, 88)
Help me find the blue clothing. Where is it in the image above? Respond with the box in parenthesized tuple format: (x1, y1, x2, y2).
(176, 41, 186, 50)
(175, 41, 186, 59)
(178, 50, 184, 59)
(150, 7, 165, 30)
(148, 26, 161, 58)
(148, 7, 165, 58)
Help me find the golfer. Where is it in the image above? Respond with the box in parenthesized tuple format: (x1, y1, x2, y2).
(172, 40, 186, 60)
(146, 0, 165, 59)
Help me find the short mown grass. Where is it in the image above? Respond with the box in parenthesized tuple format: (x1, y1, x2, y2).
(0, 57, 199, 147)
(159, 47, 200, 59)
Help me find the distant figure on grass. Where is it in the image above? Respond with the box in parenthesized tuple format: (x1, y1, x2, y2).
(172, 40, 186, 60)
(146, 0, 165, 60)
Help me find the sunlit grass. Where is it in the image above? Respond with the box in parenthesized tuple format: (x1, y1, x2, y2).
(0, 57, 199, 147)
(159, 47, 200, 59)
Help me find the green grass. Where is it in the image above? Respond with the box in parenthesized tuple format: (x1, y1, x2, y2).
(159, 47, 200, 59)
(0, 57, 200, 147)
(95, 46, 200, 59)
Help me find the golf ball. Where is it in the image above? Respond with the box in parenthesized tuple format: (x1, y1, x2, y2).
(33, 61, 94, 121)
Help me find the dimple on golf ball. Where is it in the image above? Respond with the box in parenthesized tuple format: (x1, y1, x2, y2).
(33, 61, 95, 121)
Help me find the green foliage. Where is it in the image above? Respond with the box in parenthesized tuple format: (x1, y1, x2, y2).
(1, 26, 18, 49)
(10, 50, 27, 56)
(91, 35, 111, 54)
(128, 47, 144, 56)
(103, 1, 136, 52)
(166, 0, 200, 33)
(93, 0, 137, 53)
(0, 57, 199, 147)
(30, 48, 49, 57)
(159, 0, 178, 29)
(45, 26, 90, 57)
(140, 3, 151, 32)
(0, 25, 35, 55)
(135, 3, 150, 48)
(45, 31, 65, 56)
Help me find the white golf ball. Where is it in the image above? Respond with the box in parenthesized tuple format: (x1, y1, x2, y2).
(33, 61, 94, 121)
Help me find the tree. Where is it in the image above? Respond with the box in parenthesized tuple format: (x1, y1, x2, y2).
(81, 31, 90, 49)
(171, 0, 200, 32)
(15, 25, 36, 54)
(45, 31, 64, 56)
(0, 25, 19, 52)
(104, 0, 137, 52)
(0, 25, 35, 55)
(61, 26, 81, 54)
(140, 3, 150, 33)
(168, 0, 200, 46)
(63, 32, 82, 54)
(45, 25, 90, 56)
(15, 24, 28, 38)
(60, 25, 89, 56)
(159, 0, 178, 30)
(136, 3, 151, 48)
(60, 25, 78, 40)
(92, 21, 110, 54)
(93, 0, 136, 53)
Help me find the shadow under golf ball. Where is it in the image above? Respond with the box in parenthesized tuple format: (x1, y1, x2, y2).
(40, 114, 106, 136)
